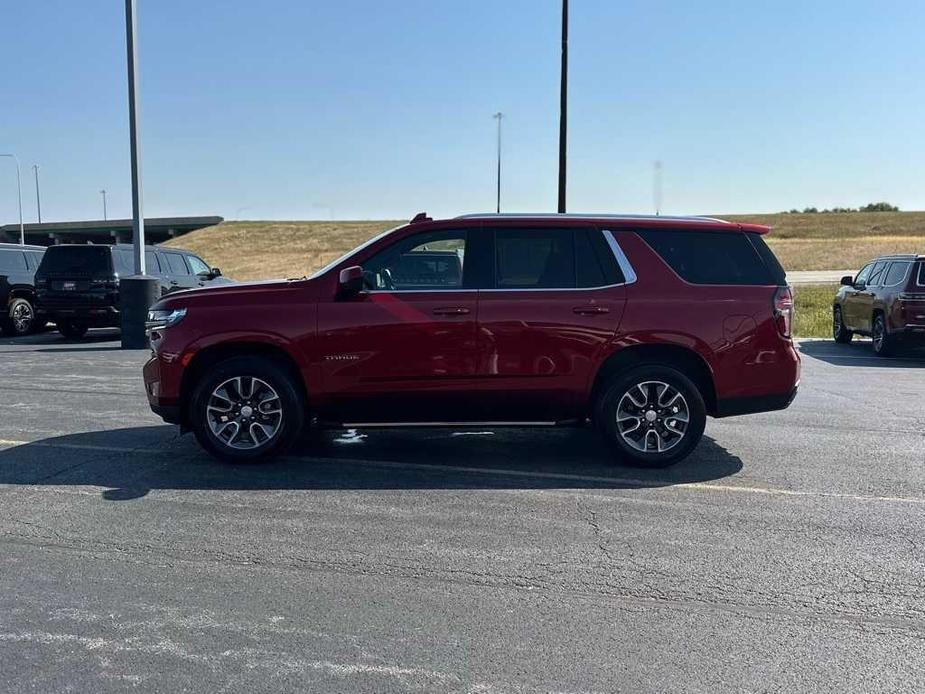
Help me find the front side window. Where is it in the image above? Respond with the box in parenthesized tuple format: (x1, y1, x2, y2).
(854, 263, 874, 287)
(187, 256, 210, 275)
(917, 263, 925, 287)
(362, 229, 467, 291)
(884, 262, 911, 286)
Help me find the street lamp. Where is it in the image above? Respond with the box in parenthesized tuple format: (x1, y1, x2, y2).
(557, 0, 568, 213)
(653, 161, 663, 216)
(32, 164, 41, 223)
(100, 189, 108, 220)
(0, 154, 24, 245)
(493, 112, 503, 213)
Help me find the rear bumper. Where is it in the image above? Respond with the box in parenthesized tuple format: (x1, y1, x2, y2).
(714, 385, 798, 418)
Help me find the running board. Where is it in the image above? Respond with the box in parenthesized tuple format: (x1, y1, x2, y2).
(321, 420, 585, 429)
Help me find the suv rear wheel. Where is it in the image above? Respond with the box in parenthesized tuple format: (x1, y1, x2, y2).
(3, 298, 35, 336)
(190, 356, 305, 463)
(595, 365, 706, 468)
(832, 306, 853, 344)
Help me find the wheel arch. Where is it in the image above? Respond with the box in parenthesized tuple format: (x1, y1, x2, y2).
(180, 340, 309, 427)
(590, 343, 717, 416)
(7, 285, 35, 305)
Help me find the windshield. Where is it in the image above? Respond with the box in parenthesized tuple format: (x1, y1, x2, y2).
(308, 225, 402, 279)
(38, 246, 111, 275)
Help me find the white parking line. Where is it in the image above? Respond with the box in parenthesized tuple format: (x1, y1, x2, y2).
(1, 438, 924, 506)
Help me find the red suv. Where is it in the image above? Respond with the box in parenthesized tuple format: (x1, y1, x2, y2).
(143, 213, 799, 467)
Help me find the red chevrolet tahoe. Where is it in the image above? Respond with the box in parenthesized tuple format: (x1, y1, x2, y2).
(143, 213, 799, 467)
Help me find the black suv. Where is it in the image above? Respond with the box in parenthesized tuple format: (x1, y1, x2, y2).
(0, 243, 46, 336)
(35, 244, 229, 338)
(833, 254, 925, 356)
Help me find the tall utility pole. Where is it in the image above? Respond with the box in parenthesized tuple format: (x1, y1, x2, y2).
(100, 189, 108, 220)
(557, 0, 568, 213)
(32, 164, 41, 223)
(125, 0, 145, 274)
(0, 154, 24, 245)
(493, 112, 503, 213)
(121, 0, 158, 350)
(653, 161, 663, 216)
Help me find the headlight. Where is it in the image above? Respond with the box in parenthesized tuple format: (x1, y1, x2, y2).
(146, 307, 187, 330)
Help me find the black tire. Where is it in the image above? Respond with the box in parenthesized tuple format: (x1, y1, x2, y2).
(833, 306, 853, 344)
(871, 313, 896, 357)
(58, 320, 89, 339)
(190, 356, 305, 463)
(595, 364, 707, 468)
(3, 298, 36, 336)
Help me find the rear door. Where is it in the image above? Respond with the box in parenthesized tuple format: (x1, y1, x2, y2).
(161, 251, 198, 292)
(474, 225, 627, 422)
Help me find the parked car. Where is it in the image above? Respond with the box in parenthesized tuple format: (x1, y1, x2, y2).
(35, 244, 229, 338)
(143, 212, 799, 467)
(0, 243, 46, 336)
(833, 254, 925, 356)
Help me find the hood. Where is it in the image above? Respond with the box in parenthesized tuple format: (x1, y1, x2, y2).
(153, 277, 315, 310)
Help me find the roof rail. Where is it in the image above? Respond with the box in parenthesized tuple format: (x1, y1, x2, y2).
(454, 212, 730, 223)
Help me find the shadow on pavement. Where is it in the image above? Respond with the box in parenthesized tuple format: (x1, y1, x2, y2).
(0, 425, 743, 499)
(799, 339, 925, 368)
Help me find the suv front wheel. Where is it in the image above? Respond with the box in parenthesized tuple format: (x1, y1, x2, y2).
(833, 306, 853, 344)
(595, 365, 707, 468)
(190, 356, 305, 462)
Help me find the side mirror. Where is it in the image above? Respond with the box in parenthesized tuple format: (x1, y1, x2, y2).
(840, 275, 854, 286)
(338, 265, 364, 297)
(210, 267, 222, 278)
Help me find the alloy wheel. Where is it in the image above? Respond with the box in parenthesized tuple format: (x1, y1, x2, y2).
(615, 381, 690, 453)
(11, 301, 33, 334)
(206, 376, 284, 450)
(873, 318, 884, 352)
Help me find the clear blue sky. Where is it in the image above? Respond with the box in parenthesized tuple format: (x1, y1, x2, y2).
(2, 1, 924, 222)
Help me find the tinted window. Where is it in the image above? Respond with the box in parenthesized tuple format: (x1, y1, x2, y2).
(637, 230, 774, 285)
(38, 246, 111, 274)
(164, 253, 190, 275)
(884, 262, 911, 286)
(747, 234, 786, 285)
(918, 263, 925, 287)
(0, 250, 27, 273)
(27, 251, 44, 270)
(113, 248, 134, 274)
(145, 251, 161, 274)
(363, 229, 467, 290)
(495, 228, 575, 289)
(867, 261, 888, 286)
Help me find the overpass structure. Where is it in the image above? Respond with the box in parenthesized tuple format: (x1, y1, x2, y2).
(0, 216, 223, 246)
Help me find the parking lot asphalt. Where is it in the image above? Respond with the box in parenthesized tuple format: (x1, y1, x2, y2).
(0, 329, 923, 693)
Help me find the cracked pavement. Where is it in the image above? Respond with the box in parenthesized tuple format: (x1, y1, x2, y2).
(0, 330, 923, 692)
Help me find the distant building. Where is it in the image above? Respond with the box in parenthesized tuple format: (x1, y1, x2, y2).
(0, 216, 223, 246)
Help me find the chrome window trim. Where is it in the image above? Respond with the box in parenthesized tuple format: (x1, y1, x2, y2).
(602, 230, 638, 285)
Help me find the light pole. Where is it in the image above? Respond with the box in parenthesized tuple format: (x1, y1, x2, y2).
(121, 0, 157, 349)
(32, 164, 41, 223)
(100, 189, 108, 220)
(0, 154, 24, 245)
(557, 0, 568, 213)
(493, 112, 503, 213)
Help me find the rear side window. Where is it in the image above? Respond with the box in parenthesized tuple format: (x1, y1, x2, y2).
(113, 249, 134, 274)
(27, 251, 44, 270)
(164, 253, 190, 275)
(0, 250, 27, 273)
(918, 263, 925, 286)
(884, 262, 911, 286)
(495, 228, 575, 289)
(146, 251, 162, 274)
(637, 230, 776, 285)
(747, 234, 786, 285)
(38, 246, 112, 274)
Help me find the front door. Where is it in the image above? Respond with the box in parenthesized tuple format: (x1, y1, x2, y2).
(474, 226, 627, 422)
(315, 227, 482, 423)
(843, 262, 873, 330)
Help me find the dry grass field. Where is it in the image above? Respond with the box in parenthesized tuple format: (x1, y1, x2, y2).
(164, 212, 925, 281)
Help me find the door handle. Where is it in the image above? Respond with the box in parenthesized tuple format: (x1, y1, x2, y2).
(573, 305, 609, 315)
(432, 306, 470, 316)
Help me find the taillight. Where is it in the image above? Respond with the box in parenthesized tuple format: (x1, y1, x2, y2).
(773, 286, 794, 338)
